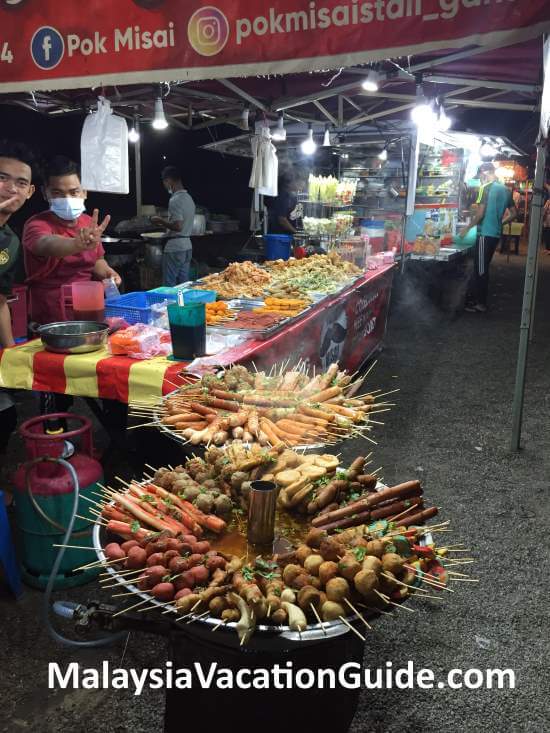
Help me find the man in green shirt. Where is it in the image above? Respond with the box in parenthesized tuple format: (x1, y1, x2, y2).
(0, 140, 35, 347)
(0, 141, 35, 460)
(460, 162, 516, 313)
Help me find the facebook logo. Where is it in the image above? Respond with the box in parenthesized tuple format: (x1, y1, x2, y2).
(30, 26, 64, 70)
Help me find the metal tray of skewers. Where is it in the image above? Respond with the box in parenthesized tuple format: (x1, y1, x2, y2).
(93, 515, 353, 641)
(150, 390, 327, 452)
(208, 298, 313, 341)
(91, 484, 437, 643)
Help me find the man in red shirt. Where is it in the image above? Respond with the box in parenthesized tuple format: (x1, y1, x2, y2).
(23, 155, 120, 324)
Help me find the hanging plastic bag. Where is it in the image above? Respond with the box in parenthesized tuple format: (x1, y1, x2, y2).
(81, 97, 129, 194)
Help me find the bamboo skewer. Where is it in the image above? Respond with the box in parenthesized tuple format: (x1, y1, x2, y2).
(112, 598, 150, 617)
(310, 604, 327, 635)
(338, 616, 366, 641)
(344, 598, 372, 630)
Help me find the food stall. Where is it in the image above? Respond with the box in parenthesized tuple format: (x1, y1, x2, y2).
(0, 2, 549, 731)
(0, 254, 394, 402)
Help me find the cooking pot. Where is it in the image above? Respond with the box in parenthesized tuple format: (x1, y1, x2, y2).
(144, 242, 164, 270)
(192, 214, 206, 236)
(36, 321, 109, 354)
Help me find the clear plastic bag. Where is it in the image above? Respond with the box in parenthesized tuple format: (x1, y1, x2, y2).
(81, 97, 129, 194)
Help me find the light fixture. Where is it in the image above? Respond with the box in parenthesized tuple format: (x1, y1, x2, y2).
(301, 124, 317, 155)
(480, 139, 497, 158)
(362, 69, 380, 92)
(152, 97, 168, 130)
(438, 104, 452, 131)
(128, 123, 140, 143)
(411, 77, 434, 126)
(272, 112, 286, 141)
(340, 152, 349, 159)
(378, 147, 388, 161)
(240, 105, 250, 131)
(323, 124, 331, 147)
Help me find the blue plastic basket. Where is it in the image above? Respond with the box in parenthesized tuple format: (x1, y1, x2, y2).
(105, 291, 178, 325)
(182, 289, 217, 304)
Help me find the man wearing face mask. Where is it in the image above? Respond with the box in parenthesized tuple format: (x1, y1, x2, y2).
(151, 165, 196, 286)
(22, 155, 121, 325)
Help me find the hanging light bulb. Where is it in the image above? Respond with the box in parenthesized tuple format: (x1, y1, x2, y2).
(411, 82, 434, 126)
(272, 112, 286, 141)
(323, 124, 331, 147)
(438, 104, 452, 131)
(152, 97, 168, 130)
(128, 116, 140, 143)
(378, 147, 388, 161)
(362, 69, 380, 92)
(301, 124, 317, 155)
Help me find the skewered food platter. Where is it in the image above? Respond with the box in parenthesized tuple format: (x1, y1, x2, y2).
(128, 362, 395, 450)
(83, 447, 463, 645)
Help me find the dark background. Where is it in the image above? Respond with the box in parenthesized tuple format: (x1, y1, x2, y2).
(0, 104, 538, 237)
(0, 105, 253, 236)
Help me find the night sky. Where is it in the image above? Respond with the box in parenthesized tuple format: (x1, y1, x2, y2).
(0, 104, 253, 237)
(0, 103, 537, 238)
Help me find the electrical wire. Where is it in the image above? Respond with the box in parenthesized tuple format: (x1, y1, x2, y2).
(40, 457, 127, 648)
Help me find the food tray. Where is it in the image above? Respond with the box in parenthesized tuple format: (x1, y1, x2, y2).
(93, 519, 352, 640)
(92, 479, 425, 640)
(151, 389, 327, 452)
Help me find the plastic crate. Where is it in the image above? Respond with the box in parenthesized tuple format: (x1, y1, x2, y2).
(105, 291, 178, 325)
(8, 285, 28, 340)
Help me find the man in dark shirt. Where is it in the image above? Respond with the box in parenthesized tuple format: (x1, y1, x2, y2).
(267, 172, 304, 235)
(0, 140, 35, 347)
(0, 140, 35, 460)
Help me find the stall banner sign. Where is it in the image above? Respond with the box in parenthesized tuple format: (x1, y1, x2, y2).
(0, 0, 549, 91)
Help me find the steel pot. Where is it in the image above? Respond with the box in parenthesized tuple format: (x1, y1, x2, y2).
(144, 242, 164, 270)
(37, 321, 109, 354)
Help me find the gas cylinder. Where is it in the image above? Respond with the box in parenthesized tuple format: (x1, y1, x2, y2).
(13, 413, 104, 589)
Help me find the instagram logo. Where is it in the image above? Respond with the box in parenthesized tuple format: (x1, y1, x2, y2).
(187, 6, 229, 56)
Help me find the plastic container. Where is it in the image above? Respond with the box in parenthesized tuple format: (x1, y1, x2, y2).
(264, 234, 292, 261)
(71, 281, 105, 322)
(7, 285, 27, 340)
(167, 303, 206, 360)
(182, 289, 216, 305)
(105, 291, 178, 325)
(360, 219, 385, 254)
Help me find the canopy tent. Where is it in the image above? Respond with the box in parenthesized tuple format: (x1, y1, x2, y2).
(0, 0, 548, 93)
(1, 0, 549, 451)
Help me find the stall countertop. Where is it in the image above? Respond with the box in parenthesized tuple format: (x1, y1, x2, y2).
(408, 242, 474, 263)
(0, 264, 394, 403)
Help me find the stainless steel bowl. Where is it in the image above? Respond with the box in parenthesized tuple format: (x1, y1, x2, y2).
(37, 321, 109, 354)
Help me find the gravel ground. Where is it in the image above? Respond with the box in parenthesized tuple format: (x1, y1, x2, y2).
(0, 250, 548, 732)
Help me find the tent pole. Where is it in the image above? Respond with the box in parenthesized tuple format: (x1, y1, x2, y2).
(135, 118, 142, 217)
(528, 205, 544, 343)
(510, 139, 547, 451)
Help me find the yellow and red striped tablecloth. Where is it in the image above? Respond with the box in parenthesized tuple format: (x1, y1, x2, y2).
(0, 339, 186, 404)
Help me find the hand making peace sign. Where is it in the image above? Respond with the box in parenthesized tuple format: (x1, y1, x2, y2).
(74, 208, 111, 251)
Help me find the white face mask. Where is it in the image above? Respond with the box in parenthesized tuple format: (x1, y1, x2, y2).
(50, 197, 86, 221)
